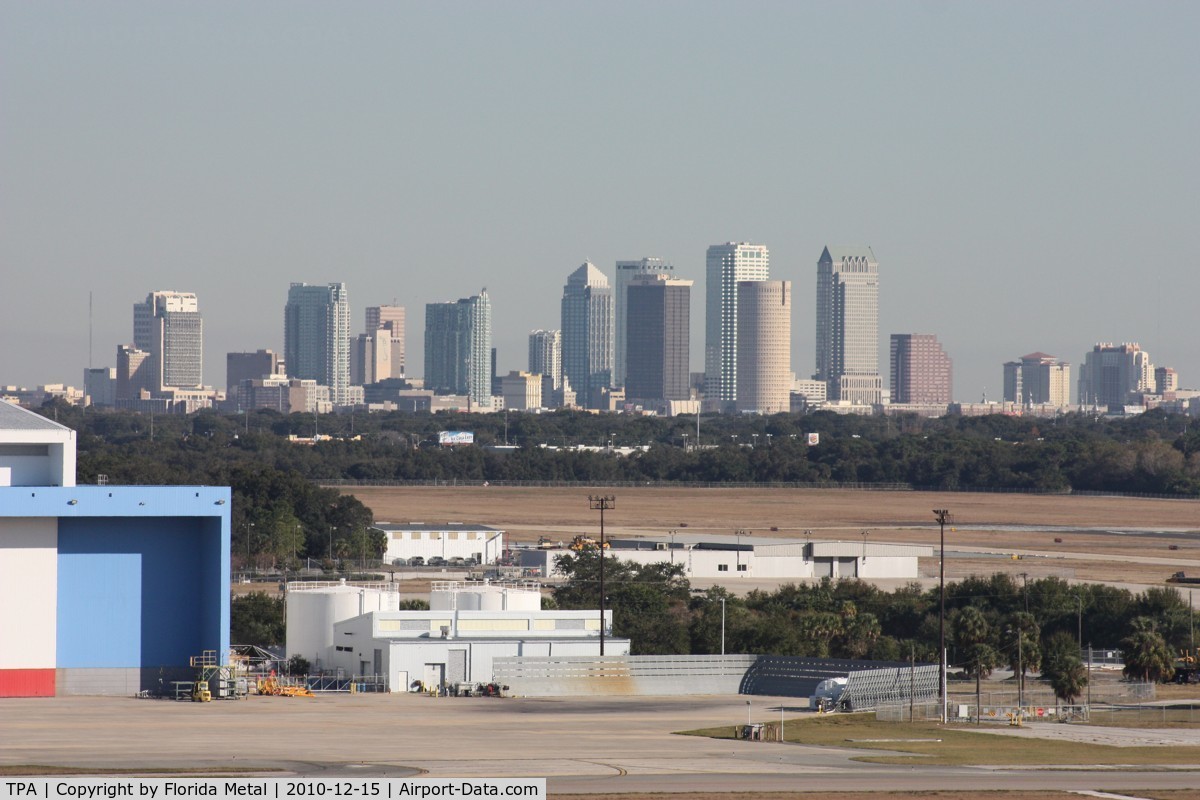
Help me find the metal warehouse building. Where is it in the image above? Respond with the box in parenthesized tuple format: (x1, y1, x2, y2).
(373, 521, 505, 565)
(519, 534, 932, 580)
(0, 401, 230, 697)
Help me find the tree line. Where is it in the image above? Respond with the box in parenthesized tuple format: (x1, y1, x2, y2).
(551, 553, 1192, 693)
(41, 403, 1200, 500)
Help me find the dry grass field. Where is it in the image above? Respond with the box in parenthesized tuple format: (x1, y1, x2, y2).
(345, 486, 1200, 588)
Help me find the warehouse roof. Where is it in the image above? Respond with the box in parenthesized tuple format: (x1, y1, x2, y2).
(0, 400, 72, 432)
(373, 522, 503, 533)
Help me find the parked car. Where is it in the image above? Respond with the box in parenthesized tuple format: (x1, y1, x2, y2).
(448, 556, 466, 567)
(409, 556, 425, 567)
(428, 556, 447, 567)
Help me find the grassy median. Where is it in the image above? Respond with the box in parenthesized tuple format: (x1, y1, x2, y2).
(680, 713, 1200, 767)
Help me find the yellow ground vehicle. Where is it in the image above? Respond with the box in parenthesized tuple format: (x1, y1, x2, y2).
(569, 535, 610, 551)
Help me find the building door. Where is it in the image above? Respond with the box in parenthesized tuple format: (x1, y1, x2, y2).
(448, 649, 467, 684)
(424, 663, 445, 690)
(395, 670, 409, 693)
(373, 648, 382, 677)
(837, 557, 858, 578)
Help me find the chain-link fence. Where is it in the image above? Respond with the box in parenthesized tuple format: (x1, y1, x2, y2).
(877, 680, 1156, 723)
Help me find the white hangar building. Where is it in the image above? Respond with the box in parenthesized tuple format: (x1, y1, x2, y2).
(286, 580, 626, 692)
(519, 535, 932, 581)
(373, 522, 505, 565)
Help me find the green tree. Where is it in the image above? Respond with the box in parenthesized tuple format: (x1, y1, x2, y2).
(1041, 631, 1088, 704)
(953, 606, 1000, 722)
(230, 592, 285, 648)
(1121, 618, 1175, 683)
(1006, 612, 1041, 701)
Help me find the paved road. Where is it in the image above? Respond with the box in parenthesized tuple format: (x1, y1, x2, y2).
(1, 694, 1198, 795)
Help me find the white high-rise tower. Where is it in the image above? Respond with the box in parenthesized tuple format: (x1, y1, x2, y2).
(704, 242, 769, 407)
(132, 290, 203, 392)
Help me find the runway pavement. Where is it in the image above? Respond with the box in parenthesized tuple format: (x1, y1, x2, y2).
(1, 693, 1198, 796)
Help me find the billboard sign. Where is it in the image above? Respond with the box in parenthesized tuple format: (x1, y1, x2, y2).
(438, 431, 475, 446)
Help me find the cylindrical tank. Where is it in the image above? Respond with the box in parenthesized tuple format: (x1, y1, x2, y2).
(429, 584, 541, 611)
(285, 586, 398, 664)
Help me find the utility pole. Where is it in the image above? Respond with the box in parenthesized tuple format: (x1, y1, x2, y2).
(933, 509, 951, 724)
(720, 596, 726, 656)
(589, 495, 616, 656)
(734, 529, 751, 572)
(1017, 626, 1024, 718)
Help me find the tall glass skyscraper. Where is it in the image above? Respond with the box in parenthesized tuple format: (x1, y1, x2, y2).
(423, 290, 492, 406)
(704, 242, 769, 407)
(560, 262, 613, 408)
(814, 246, 881, 405)
(284, 282, 351, 405)
(625, 274, 692, 403)
(614, 257, 673, 388)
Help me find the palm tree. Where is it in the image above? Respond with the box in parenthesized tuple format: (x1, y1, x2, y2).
(954, 607, 999, 723)
(1042, 631, 1088, 705)
(1006, 612, 1041, 707)
(1121, 617, 1175, 683)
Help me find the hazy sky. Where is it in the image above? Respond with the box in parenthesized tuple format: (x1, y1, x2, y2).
(3, 2, 1197, 401)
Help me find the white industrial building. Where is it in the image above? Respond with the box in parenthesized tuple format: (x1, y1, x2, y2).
(373, 522, 505, 564)
(286, 580, 626, 692)
(518, 535, 931, 581)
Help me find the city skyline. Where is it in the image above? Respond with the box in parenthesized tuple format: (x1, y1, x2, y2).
(2, 4, 1197, 399)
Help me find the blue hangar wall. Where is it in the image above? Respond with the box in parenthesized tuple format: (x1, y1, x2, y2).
(0, 485, 230, 697)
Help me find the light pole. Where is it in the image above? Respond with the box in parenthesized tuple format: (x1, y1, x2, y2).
(860, 529, 870, 564)
(734, 529, 751, 572)
(669, 529, 677, 565)
(589, 495, 616, 656)
(329, 525, 337, 561)
(244, 522, 255, 573)
(751, 434, 759, 448)
(1016, 625, 1024, 718)
(766, 433, 772, 447)
(933, 509, 951, 724)
(721, 596, 727, 656)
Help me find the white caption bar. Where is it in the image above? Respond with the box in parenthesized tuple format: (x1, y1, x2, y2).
(0, 780, 545, 800)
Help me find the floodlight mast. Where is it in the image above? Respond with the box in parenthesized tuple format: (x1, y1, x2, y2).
(589, 495, 616, 655)
(933, 509, 952, 724)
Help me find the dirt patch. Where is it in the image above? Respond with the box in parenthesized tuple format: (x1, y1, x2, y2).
(345, 486, 1200, 586)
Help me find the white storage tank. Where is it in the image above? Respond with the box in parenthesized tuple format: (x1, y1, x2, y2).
(429, 581, 542, 612)
(285, 582, 400, 666)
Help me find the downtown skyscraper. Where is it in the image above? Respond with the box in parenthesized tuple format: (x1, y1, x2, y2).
(528, 329, 562, 394)
(814, 246, 882, 405)
(624, 274, 692, 405)
(284, 282, 351, 405)
(890, 334, 952, 404)
(614, 257, 673, 388)
(127, 290, 203, 397)
(561, 262, 613, 408)
(705, 242, 769, 407)
(424, 290, 492, 407)
(736, 280, 791, 414)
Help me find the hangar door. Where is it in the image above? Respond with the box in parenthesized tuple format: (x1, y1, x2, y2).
(448, 649, 468, 684)
(837, 557, 858, 578)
